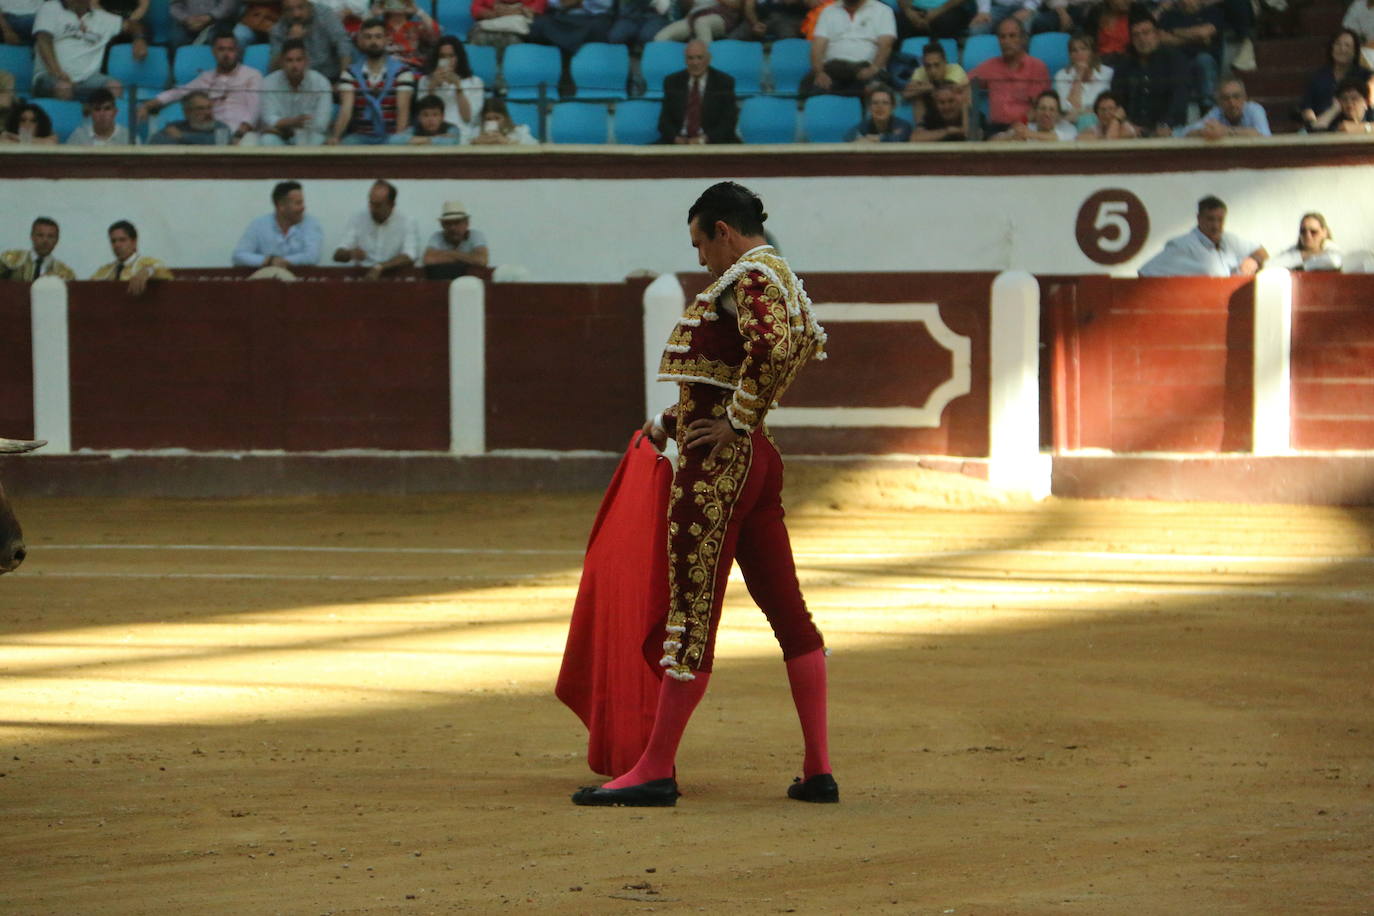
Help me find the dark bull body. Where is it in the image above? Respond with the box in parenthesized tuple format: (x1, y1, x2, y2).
(1, 438, 45, 574)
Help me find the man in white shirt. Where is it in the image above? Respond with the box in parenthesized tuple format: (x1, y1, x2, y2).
(65, 87, 132, 145)
(259, 39, 333, 146)
(804, 0, 897, 97)
(1138, 195, 1268, 277)
(333, 180, 419, 279)
(31, 0, 132, 100)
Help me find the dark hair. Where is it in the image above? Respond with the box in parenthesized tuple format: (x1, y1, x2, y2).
(414, 93, 446, 115)
(373, 179, 398, 205)
(211, 28, 239, 46)
(1197, 195, 1226, 213)
(108, 219, 138, 240)
(931, 79, 959, 93)
(87, 87, 117, 108)
(1336, 77, 1370, 98)
(427, 35, 473, 79)
(864, 83, 896, 106)
(921, 42, 947, 61)
(32, 216, 59, 232)
(280, 37, 308, 57)
(183, 89, 212, 107)
(359, 16, 386, 32)
(1034, 89, 1061, 110)
(1329, 27, 1363, 68)
(1128, 8, 1157, 28)
(687, 182, 767, 240)
(6, 103, 54, 138)
(272, 180, 303, 205)
(1092, 90, 1120, 112)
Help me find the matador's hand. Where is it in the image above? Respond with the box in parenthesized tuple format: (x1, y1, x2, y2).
(640, 416, 667, 451)
(683, 418, 741, 463)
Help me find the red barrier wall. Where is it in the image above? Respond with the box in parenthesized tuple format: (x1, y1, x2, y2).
(1291, 273, 1374, 451)
(0, 286, 34, 440)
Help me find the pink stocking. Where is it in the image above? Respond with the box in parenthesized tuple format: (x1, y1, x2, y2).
(603, 671, 711, 789)
(786, 648, 831, 779)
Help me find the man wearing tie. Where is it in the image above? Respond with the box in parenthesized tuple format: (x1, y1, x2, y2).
(91, 221, 173, 296)
(1, 218, 77, 282)
(656, 40, 739, 144)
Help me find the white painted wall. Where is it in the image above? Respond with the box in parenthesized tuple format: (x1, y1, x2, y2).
(5, 166, 1372, 281)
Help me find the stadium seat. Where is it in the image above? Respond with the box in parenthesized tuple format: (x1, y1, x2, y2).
(898, 36, 958, 64)
(466, 43, 498, 85)
(549, 101, 610, 143)
(107, 43, 172, 91)
(147, 100, 184, 137)
(737, 95, 796, 143)
(243, 43, 271, 74)
(0, 45, 34, 94)
(766, 38, 810, 96)
(172, 44, 216, 84)
(569, 42, 629, 100)
(612, 99, 659, 144)
(709, 39, 763, 96)
(801, 93, 859, 142)
(638, 41, 683, 100)
(505, 100, 542, 139)
(961, 33, 999, 71)
(502, 43, 561, 100)
(435, 0, 475, 38)
(32, 98, 84, 141)
(1029, 31, 1070, 75)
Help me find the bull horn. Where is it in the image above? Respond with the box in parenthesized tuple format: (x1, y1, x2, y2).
(0, 438, 46, 454)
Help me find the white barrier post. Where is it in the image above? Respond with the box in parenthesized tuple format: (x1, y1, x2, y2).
(643, 272, 685, 422)
(30, 276, 71, 454)
(988, 270, 1050, 499)
(449, 276, 485, 455)
(1252, 267, 1293, 456)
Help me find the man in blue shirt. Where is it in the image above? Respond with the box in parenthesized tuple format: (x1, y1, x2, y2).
(232, 180, 325, 269)
(1179, 76, 1270, 139)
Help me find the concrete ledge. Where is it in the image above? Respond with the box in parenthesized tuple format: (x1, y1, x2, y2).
(1052, 454, 1374, 506)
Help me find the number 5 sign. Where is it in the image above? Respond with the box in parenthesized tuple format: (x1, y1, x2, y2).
(1076, 189, 1149, 265)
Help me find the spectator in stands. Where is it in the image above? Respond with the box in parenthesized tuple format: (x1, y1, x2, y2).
(530, 0, 613, 55)
(259, 38, 333, 145)
(968, 16, 1049, 135)
(468, 96, 538, 143)
(1270, 213, 1343, 271)
(656, 38, 738, 144)
(1, 0, 44, 41)
(416, 35, 483, 136)
(609, 0, 669, 47)
(802, 0, 896, 97)
(1179, 76, 1269, 138)
(167, 0, 240, 47)
(1032, 0, 1095, 35)
(421, 199, 490, 279)
(333, 179, 419, 279)
(31, 0, 130, 100)
(1082, 0, 1133, 67)
(847, 82, 911, 140)
(1159, 0, 1221, 109)
(93, 0, 150, 62)
(149, 88, 235, 143)
(654, 0, 740, 43)
(1, 101, 58, 143)
(991, 88, 1075, 139)
(1077, 88, 1138, 138)
(1301, 28, 1372, 131)
(902, 40, 968, 125)
(270, 0, 353, 82)
(375, 0, 437, 69)
(329, 17, 415, 144)
(389, 91, 462, 141)
(1328, 75, 1374, 131)
(969, 0, 1041, 37)
(911, 78, 968, 139)
(233, 180, 324, 269)
(468, 0, 545, 50)
(1054, 33, 1112, 129)
(236, 0, 282, 47)
(91, 220, 172, 296)
(1, 217, 75, 281)
(1139, 195, 1267, 277)
(66, 86, 130, 143)
(1111, 12, 1190, 137)
(896, 0, 971, 41)
(141, 32, 263, 144)
(1343, 0, 1374, 69)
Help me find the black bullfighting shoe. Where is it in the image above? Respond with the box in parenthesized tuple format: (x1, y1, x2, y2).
(570, 777, 680, 807)
(787, 773, 839, 803)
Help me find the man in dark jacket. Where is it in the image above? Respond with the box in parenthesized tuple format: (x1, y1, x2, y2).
(1110, 12, 1192, 137)
(657, 40, 739, 144)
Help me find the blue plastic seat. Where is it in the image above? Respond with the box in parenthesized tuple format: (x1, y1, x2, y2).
(1029, 30, 1070, 75)
(801, 93, 859, 142)
(146, 100, 185, 138)
(737, 95, 795, 143)
(570, 42, 629, 99)
(549, 101, 609, 143)
(766, 38, 810, 96)
(436, 0, 475, 38)
(961, 33, 1000, 71)
(505, 100, 542, 138)
(502, 43, 561, 100)
(613, 99, 660, 144)
(243, 43, 271, 74)
(466, 43, 498, 85)
(107, 43, 172, 90)
(709, 39, 763, 96)
(32, 98, 85, 141)
(0, 45, 34, 94)
(638, 41, 683, 100)
(172, 44, 216, 84)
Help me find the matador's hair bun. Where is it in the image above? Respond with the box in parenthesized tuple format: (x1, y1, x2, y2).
(689, 181, 768, 239)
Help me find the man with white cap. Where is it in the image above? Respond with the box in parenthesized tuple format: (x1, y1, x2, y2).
(421, 200, 489, 279)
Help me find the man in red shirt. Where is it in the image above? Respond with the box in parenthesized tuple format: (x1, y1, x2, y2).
(967, 16, 1049, 136)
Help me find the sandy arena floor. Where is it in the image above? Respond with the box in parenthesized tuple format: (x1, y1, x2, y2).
(1, 470, 1371, 915)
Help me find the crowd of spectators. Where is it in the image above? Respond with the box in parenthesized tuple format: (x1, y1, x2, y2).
(0, 0, 1372, 144)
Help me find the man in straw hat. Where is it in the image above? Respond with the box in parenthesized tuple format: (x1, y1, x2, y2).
(421, 200, 489, 280)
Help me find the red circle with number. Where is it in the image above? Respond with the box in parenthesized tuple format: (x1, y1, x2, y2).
(1076, 189, 1150, 265)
